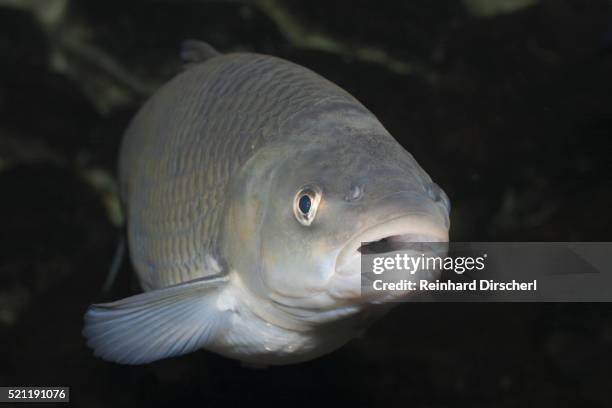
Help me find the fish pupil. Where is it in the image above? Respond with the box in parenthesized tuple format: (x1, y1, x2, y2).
(298, 195, 311, 214)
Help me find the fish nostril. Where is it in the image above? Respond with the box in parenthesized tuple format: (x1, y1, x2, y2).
(426, 182, 451, 213)
(425, 182, 441, 201)
(344, 184, 363, 202)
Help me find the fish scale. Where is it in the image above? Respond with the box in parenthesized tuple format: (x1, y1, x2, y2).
(120, 54, 367, 289)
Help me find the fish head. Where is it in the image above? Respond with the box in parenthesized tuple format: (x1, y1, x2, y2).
(225, 133, 450, 327)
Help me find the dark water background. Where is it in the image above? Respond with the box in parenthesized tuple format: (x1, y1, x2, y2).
(0, 0, 611, 406)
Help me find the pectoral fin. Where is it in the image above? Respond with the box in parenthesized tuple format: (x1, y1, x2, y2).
(83, 276, 229, 365)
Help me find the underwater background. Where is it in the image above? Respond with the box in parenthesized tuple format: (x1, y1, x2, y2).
(0, 0, 611, 406)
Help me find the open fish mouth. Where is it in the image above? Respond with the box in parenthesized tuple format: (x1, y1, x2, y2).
(268, 215, 449, 320)
(328, 215, 448, 303)
(358, 235, 417, 254)
(335, 214, 449, 275)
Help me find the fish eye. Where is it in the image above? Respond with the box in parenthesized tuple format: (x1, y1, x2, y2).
(293, 185, 322, 226)
(298, 195, 311, 214)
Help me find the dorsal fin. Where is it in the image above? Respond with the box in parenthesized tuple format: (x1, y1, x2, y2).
(180, 39, 221, 69)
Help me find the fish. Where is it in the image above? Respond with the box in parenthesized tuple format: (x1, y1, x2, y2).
(83, 40, 451, 365)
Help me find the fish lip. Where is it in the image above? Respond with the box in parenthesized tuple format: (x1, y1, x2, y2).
(334, 214, 449, 275)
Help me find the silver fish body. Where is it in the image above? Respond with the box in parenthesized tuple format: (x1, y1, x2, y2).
(84, 41, 450, 365)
